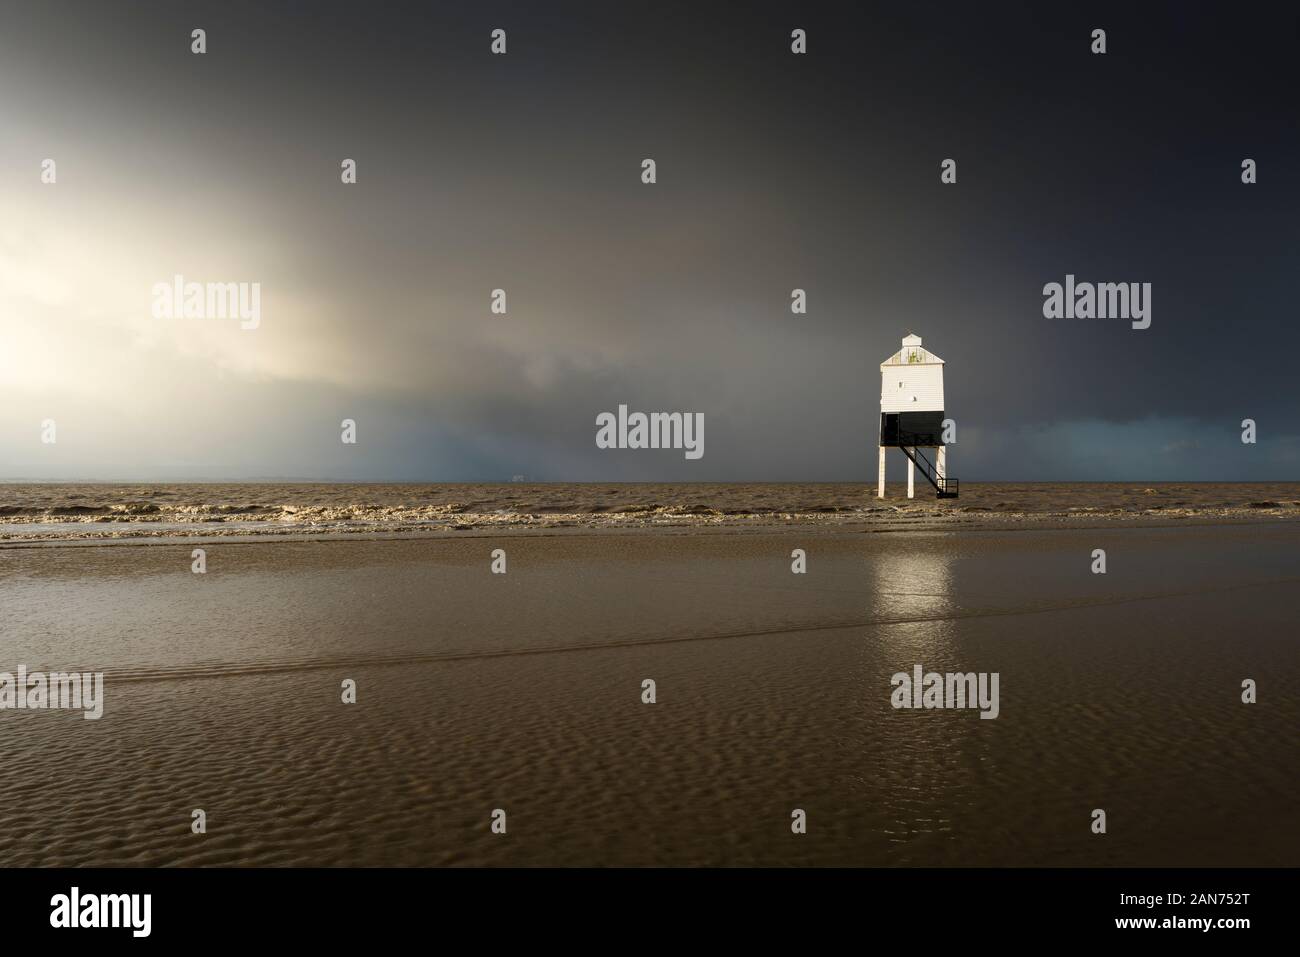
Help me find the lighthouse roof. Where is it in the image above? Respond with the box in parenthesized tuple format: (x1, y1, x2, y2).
(881, 333, 944, 367)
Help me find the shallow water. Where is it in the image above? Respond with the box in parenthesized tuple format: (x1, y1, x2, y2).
(1, 522, 1296, 866)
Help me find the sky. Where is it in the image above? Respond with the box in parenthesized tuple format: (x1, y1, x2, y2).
(2, 1, 1297, 482)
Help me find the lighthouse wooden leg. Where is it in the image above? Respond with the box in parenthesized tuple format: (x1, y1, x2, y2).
(877, 445, 886, 498)
(906, 456, 915, 499)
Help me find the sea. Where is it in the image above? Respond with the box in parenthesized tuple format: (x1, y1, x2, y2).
(1, 481, 1297, 541)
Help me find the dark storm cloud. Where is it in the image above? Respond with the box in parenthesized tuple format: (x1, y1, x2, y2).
(2, 1, 1296, 480)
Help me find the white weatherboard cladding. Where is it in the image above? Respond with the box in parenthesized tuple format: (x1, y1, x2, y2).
(881, 363, 944, 412)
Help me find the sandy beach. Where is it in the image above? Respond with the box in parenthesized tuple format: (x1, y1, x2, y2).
(2, 485, 1296, 866)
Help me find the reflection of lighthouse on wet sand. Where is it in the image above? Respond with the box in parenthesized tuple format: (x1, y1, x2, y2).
(877, 334, 957, 499)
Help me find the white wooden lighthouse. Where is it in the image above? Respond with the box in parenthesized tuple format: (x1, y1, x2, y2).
(877, 333, 957, 499)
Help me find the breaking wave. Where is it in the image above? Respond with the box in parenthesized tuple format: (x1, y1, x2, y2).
(1, 481, 1298, 541)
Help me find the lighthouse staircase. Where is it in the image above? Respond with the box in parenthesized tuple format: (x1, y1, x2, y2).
(899, 434, 959, 499)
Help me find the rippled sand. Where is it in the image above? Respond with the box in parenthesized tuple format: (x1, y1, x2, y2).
(2, 521, 1297, 866)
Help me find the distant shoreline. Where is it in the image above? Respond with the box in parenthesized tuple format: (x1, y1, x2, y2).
(3, 481, 1298, 543)
(3, 479, 1299, 486)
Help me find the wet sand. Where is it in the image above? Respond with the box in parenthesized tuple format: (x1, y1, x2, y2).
(1, 520, 1297, 866)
